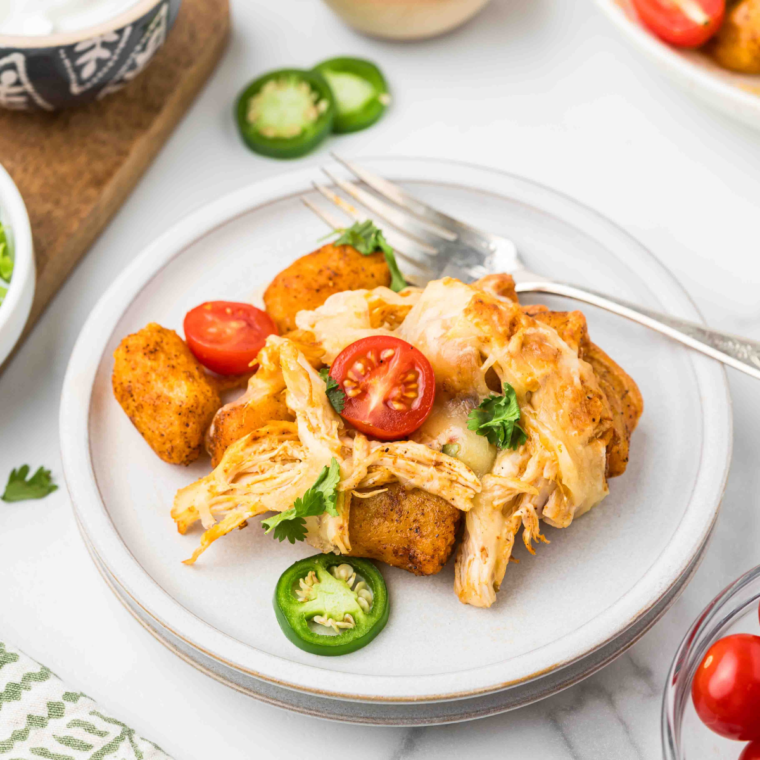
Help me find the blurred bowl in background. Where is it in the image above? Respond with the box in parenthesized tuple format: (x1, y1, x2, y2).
(0, 0, 181, 111)
(0, 162, 35, 368)
(321, 0, 492, 41)
(662, 565, 760, 760)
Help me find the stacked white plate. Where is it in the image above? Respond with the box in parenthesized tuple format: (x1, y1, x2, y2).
(60, 158, 732, 725)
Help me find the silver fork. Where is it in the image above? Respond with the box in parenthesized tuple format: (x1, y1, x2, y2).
(303, 154, 760, 381)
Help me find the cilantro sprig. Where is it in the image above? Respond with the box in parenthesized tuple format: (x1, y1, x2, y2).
(0, 223, 12, 307)
(331, 220, 406, 293)
(467, 383, 527, 450)
(319, 367, 346, 413)
(2, 465, 58, 502)
(262, 458, 341, 544)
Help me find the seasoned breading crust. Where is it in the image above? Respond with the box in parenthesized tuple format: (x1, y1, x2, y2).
(206, 330, 323, 466)
(348, 484, 462, 576)
(710, 0, 760, 74)
(523, 306, 643, 478)
(112, 323, 221, 465)
(263, 243, 391, 333)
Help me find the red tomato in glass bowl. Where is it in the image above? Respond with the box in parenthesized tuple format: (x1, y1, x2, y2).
(184, 301, 277, 376)
(740, 741, 760, 760)
(692, 634, 760, 741)
(329, 336, 435, 441)
(632, 0, 725, 47)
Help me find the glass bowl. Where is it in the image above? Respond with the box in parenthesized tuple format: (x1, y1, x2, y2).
(663, 564, 760, 759)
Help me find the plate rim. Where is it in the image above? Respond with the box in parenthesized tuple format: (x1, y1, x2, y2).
(60, 156, 733, 702)
(594, 0, 760, 129)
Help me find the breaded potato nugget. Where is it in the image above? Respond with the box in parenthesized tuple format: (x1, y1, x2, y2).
(348, 484, 462, 576)
(208, 390, 291, 467)
(112, 323, 221, 465)
(264, 243, 390, 333)
(206, 330, 322, 466)
(710, 0, 760, 74)
(526, 305, 643, 477)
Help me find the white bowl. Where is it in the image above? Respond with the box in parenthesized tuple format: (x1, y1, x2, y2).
(595, 0, 760, 131)
(0, 163, 35, 367)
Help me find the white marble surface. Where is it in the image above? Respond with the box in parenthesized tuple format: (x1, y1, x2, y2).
(1, 0, 759, 756)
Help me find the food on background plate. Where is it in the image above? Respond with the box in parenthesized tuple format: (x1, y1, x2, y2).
(236, 59, 390, 159)
(710, 0, 760, 74)
(112, 221, 642, 623)
(112, 324, 221, 465)
(312, 57, 391, 134)
(630, 0, 760, 76)
(0, 221, 12, 307)
(631, 0, 725, 47)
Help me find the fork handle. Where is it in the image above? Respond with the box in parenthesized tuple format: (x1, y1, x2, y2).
(515, 280, 760, 381)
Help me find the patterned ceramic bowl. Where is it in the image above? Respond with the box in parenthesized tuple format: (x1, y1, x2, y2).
(0, 0, 181, 111)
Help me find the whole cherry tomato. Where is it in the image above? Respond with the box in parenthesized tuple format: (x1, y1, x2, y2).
(632, 0, 725, 47)
(329, 336, 435, 440)
(740, 741, 760, 760)
(692, 634, 760, 741)
(184, 301, 277, 375)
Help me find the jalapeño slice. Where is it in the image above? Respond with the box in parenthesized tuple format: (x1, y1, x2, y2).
(312, 57, 390, 134)
(274, 554, 389, 656)
(236, 69, 335, 159)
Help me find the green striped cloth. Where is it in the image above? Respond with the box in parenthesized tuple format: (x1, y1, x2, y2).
(0, 641, 172, 759)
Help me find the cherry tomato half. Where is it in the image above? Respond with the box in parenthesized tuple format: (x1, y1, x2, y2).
(184, 301, 277, 376)
(329, 336, 435, 441)
(632, 0, 725, 47)
(740, 741, 760, 760)
(692, 634, 760, 741)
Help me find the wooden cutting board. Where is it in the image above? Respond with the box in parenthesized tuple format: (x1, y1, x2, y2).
(0, 0, 230, 344)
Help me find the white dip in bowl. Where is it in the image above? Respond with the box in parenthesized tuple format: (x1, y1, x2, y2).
(0, 0, 143, 36)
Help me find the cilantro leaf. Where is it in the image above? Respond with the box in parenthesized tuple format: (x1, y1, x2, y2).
(2, 465, 58, 502)
(331, 221, 407, 293)
(319, 367, 347, 413)
(312, 457, 341, 516)
(261, 457, 342, 542)
(466, 383, 527, 450)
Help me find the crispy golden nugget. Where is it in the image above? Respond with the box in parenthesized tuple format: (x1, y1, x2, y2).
(112, 323, 221, 465)
(525, 306, 643, 478)
(710, 0, 760, 74)
(208, 390, 292, 467)
(263, 243, 390, 333)
(348, 484, 462, 576)
(581, 341, 643, 477)
(206, 330, 322, 466)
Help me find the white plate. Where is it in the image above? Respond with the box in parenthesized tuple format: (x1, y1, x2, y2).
(80, 516, 710, 724)
(595, 0, 760, 131)
(60, 157, 732, 704)
(0, 162, 35, 368)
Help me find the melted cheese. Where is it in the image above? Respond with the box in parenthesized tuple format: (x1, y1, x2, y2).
(415, 396, 496, 478)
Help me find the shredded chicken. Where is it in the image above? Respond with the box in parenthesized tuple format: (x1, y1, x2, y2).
(173, 275, 640, 610)
(174, 334, 480, 564)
